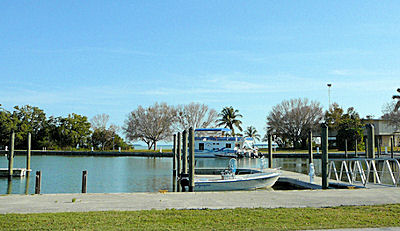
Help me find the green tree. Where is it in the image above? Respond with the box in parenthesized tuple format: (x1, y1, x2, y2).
(216, 106, 243, 136)
(52, 113, 92, 149)
(244, 126, 261, 141)
(0, 105, 49, 149)
(325, 104, 364, 151)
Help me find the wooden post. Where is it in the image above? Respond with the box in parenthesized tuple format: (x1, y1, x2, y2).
(391, 136, 394, 159)
(27, 133, 31, 170)
(173, 134, 177, 175)
(188, 127, 195, 192)
(177, 132, 181, 192)
(7, 178, 12, 194)
(182, 130, 188, 174)
(8, 132, 15, 177)
(268, 133, 273, 168)
(321, 123, 329, 189)
(308, 130, 313, 164)
(367, 124, 375, 159)
(345, 139, 348, 158)
(35, 171, 41, 194)
(366, 124, 376, 183)
(377, 136, 381, 158)
(365, 138, 368, 158)
(172, 134, 177, 192)
(25, 172, 30, 195)
(82, 170, 87, 193)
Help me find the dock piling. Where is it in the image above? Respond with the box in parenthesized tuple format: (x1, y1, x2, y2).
(27, 133, 31, 171)
(188, 127, 195, 192)
(366, 124, 375, 159)
(268, 133, 273, 168)
(308, 130, 313, 164)
(177, 132, 181, 192)
(391, 136, 394, 159)
(35, 171, 41, 194)
(172, 134, 177, 192)
(82, 170, 87, 193)
(182, 130, 188, 174)
(321, 123, 329, 189)
(8, 132, 15, 177)
(345, 139, 348, 158)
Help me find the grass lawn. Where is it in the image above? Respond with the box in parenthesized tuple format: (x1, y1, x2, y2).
(1, 204, 400, 230)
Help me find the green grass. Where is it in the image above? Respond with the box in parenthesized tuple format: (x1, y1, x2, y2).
(1, 204, 400, 230)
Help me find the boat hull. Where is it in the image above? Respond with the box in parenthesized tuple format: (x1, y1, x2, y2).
(195, 172, 280, 191)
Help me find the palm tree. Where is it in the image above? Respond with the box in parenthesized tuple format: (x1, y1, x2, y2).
(244, 126, 261, 141)
(244, 126, 261, 140)
(216, 106, 243, 136)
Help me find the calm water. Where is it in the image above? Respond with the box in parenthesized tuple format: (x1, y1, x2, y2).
(0, 155, 321, 194)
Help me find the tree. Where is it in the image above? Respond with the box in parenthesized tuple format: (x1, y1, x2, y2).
(267, 98, 323, 149)
(90, 113, 120, 151)
(324, 103, 344, 129)
(382, 101, 400, 129)
(124, 102, 176, 150)
(216, 106, 243, 136)
(0, 105, 48, 149)
(244, 126, 261, 141)
(51, 113, 92, 149)
(336, 107, 364, 151)
(175, 103, 217, 130)
(90, 113, 110, 130)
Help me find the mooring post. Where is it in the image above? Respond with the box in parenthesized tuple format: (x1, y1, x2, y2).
(82, 170, 87, 193)
(182, 130, 188, 174)
(25, 173, 30, 195)
(27, 133, 31, 171)
(321, 123, 329, 189)
(172, 134, 177, 192)
(35, 171, 41, 194)
(268, 133, 273, 168)
(365, 138, 369, 158)
(391, 136, 394, 159)
(177, 132, 181, 192)
(8, 132, 15, 177)
(377, 136, 381, 158)
(367, 124, 375, 159)
(308, 130, 313, 164)
(366, 124, 376, 183)
(188, 127, 195, 192)
(345, 139, 348, 158)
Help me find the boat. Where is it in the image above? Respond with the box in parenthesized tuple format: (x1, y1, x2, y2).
(194, 159, 280, 191)
(194, 128, 259, 158)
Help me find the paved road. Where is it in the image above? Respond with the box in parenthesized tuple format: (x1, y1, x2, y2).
(1, 188, 400, 214)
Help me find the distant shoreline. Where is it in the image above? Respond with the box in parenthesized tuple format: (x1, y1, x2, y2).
(0, 150, 173, 158)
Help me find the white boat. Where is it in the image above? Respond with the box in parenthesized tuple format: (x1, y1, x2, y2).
(195, 128, 259, 158)
(194, 159, 280, 191)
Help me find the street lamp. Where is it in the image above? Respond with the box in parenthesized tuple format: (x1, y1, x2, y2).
(327, 83, 332, 109)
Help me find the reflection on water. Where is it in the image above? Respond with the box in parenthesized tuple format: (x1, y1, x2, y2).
(0, 155, 320, 194)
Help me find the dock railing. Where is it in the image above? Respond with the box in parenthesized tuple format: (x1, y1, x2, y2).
(328, 158, 400, 187)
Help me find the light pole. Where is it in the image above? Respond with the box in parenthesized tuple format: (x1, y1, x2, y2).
(327, 83, 332, 109)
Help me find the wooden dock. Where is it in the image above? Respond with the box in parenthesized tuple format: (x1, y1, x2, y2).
(0, 168, 31, 177)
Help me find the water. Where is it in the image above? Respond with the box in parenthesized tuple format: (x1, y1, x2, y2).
(0, 155, 321, 194)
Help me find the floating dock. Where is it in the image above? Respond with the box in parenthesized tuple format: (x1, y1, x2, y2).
(0, 168, 30, 177)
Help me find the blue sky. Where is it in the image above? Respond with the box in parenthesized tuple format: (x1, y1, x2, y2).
(1, 1, 400, 142)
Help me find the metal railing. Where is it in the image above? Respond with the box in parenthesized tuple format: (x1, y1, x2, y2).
(328, 158, 400, 186)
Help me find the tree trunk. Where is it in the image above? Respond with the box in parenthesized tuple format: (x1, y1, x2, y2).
(153, 141, 157, 151)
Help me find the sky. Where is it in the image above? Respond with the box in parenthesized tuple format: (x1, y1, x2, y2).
(1, 1, 400, 143)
